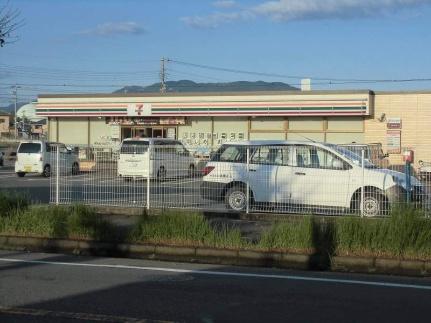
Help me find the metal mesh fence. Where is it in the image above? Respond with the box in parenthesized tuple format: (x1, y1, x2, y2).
(50, 142, 431, 217)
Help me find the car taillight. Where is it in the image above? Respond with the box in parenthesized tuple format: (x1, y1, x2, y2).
(202, 166, 215, 176)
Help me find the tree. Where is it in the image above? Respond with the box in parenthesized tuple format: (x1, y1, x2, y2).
(0, 2, 23, 47)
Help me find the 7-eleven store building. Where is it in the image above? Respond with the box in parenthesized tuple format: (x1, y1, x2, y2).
(36, 90, 372, 150)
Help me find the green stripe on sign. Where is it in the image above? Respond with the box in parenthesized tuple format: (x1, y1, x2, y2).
(152, 106, 366, 112)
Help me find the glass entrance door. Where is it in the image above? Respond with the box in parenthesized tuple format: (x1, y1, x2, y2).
(152, 128, 166, 138)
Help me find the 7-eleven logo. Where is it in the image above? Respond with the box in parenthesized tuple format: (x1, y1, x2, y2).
(128, 103, 151, 116)
(135, 104, 144, 115)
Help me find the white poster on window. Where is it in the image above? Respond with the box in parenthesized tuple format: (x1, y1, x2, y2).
(110, 124, 120, 139)
(387, 130, 401, 154)
(166, 128, 176, 139)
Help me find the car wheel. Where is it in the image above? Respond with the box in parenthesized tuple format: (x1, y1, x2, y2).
(157, 166, 166, 182)
(43, 165, 51, 178)
(72, 162, 79, 175)
(188, 164, 195, 177)
(225, 185, 248, 212)
(17, 172, 25, 177)
(361, 193, 387, 217)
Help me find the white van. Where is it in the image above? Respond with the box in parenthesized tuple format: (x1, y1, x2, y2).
(201, 140, 424, 216)
(117, 138, 195, 180)
(15, 141, 80, 177)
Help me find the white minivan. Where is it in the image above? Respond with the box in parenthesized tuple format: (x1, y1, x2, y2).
(117, 138, 195, 180)
(201, 140, 424, 216)
(15, 140, 80, 177)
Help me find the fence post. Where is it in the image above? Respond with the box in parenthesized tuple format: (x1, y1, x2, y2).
(361, 149, 365, 217)
(405, 161, 412, 203)
(146, 146, 150, 210)
(56, 145, 59, 205)
(246, 147, 250, 214)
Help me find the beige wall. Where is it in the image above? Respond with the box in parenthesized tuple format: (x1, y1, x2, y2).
(48, 118, 57, 141)
(365, 93, 431, 169)
(89, 118, 111, 145)
(0, 115, 10, 134)
(58, 118, 89, 145)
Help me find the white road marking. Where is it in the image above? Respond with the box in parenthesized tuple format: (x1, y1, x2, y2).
(0, 175, 17, 179)
(0, 257, 430, 291)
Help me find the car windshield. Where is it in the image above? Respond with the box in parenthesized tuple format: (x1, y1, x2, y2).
(326, 144, 377, 168)
(18, 143, 41, 153)
(120, 141, 149, 154)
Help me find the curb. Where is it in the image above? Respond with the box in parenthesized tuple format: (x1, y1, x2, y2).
(0, 235, 429, 277)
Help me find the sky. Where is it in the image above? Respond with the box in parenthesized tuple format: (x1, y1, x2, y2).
(1, 0, 431, 106)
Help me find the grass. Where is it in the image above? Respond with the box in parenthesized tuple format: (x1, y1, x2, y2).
(336, 206, 431, 260)
(0, 194, 430, 260)
(0, 204, 115, 241)
(0, 191, 29, 217)
(129, 210, 247, 249)
(257, 216, 315, 253)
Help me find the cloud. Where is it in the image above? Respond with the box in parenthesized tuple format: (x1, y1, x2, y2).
(79, 22, 145, 36)
(181, 12, 251, 28)
(212, 0, 237, 8)
(181, 0, 430, 28)
(252, 0, 431, 21)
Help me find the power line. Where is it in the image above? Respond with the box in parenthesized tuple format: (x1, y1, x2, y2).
(169, 59, 431, 83)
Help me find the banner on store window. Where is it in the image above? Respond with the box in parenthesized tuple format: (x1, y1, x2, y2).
(387, 130, 401, 154)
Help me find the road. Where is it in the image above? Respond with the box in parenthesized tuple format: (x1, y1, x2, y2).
(0, 250, 430, 322)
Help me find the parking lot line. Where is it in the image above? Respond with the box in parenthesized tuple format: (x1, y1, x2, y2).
(160, 179, 202, 186)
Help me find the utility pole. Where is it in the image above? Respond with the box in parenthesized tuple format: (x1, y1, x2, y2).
(160, 57, 167, 93)
(12, 84, 19, 139)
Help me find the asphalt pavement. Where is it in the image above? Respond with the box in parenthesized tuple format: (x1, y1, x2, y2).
(0, 250, 431, 322)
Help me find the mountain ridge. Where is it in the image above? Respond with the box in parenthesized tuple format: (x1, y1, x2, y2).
(114, 80, 298, 94)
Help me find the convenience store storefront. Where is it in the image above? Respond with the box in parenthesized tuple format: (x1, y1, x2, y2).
(36, 90, 372, 149)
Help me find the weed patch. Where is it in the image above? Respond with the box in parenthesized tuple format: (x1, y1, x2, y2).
(130, 210, 247, 248)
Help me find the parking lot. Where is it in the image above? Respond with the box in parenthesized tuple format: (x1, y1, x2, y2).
(2, 156, 431, 215)
(0, 162, 227, 210)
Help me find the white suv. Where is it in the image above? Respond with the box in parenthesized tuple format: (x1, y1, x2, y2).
(201, 141, 424, 216)
(15, 140, 79, 177)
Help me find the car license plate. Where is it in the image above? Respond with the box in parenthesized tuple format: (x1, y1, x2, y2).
(24, 166, 32, 172)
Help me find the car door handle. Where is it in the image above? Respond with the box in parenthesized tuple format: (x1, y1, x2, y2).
(295, 172, 306, 175)
(249, 169, 257, 172)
